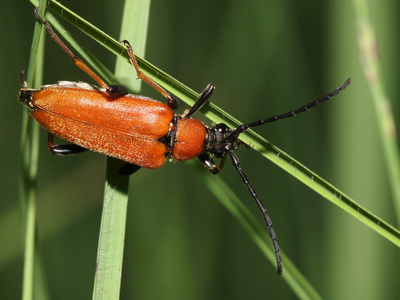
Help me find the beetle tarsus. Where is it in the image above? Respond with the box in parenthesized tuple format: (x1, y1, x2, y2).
(106, 84, 129, 96)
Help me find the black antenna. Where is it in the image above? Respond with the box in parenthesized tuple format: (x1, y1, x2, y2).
(226, 78, 351, 274)
(228, 151, 282, 274)
(230, 78, 351, 137)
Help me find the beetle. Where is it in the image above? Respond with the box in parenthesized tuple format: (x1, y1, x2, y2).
(19, 8, 351, 275)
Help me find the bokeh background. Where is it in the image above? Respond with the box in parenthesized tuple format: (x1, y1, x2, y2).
(1, 0, 399, 299)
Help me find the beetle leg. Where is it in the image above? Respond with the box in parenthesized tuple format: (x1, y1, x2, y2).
(34, 8, 127, 97)
(198, 153, 227, 174)
(183, 83, 215, 119)
(122, 40, 179, 109)
(118, 163, 141, 176)
(48, 133, 87, 156)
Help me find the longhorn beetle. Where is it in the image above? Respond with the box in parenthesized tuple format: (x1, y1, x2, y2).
(19, 8, 351, 275)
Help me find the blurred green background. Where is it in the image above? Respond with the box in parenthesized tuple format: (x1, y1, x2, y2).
(1, 0, 399, 299)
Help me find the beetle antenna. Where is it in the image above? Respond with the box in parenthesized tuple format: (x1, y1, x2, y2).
(228, 151, 283, 275)
(230, 78, 351, 137)
(19, 70, 27, 88)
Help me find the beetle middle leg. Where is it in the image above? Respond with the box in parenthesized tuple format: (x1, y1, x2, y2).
(48, 133, 87, 156)
(48, 132, 140, 175)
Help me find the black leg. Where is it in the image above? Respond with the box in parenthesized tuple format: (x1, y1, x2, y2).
(48, 133, 87, 156)
(50, 145, 88, 156)
(118, 163, 141, 176)
(184, 83, 215, 119)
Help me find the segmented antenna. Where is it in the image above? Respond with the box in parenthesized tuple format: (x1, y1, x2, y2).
(225, 78, 351, 274)
(228, 151, 283, 274)
(230, 78, 351, 137)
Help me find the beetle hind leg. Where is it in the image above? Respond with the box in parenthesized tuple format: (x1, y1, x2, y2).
(34, 8, 128, 98)
(122, 40, 179, 109)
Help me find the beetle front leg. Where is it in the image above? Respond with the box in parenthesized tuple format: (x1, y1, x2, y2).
(48, 133, 87, 156)
(198, 153, 227, 174)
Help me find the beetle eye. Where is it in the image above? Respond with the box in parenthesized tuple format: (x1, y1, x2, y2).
(215, 123, 228, 133)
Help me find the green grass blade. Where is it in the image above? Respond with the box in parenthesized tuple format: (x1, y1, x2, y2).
(92, 0, 151, 299)
(352, 0, 400, 224)
(92, 159, 129, 300)
(19, 1, 46, 300)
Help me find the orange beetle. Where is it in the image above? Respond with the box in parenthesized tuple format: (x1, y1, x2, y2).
(19, 8, 351, 275)
(19, 81, 208, 170)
